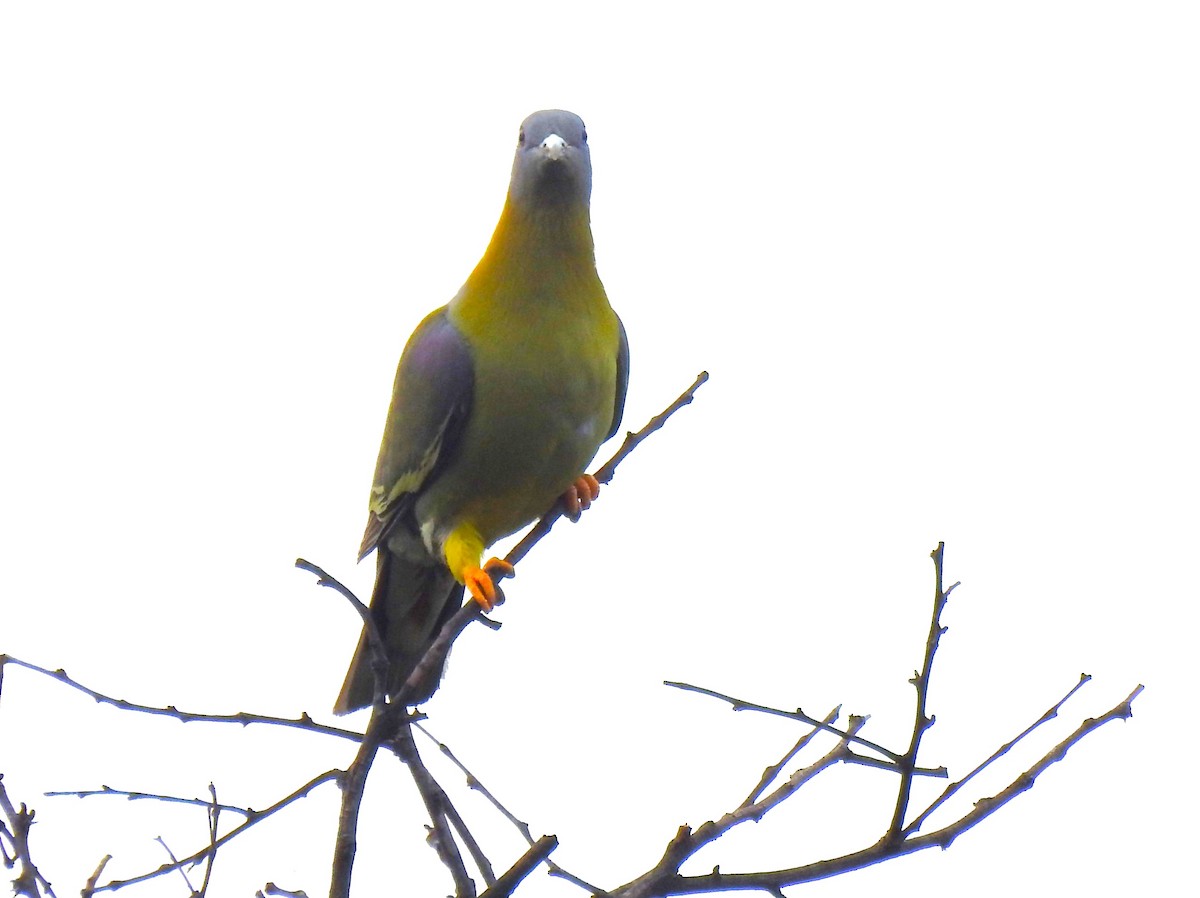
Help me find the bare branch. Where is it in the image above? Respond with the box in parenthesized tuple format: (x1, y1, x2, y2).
(605, 545, 1142, 898)
(390, 723, 480, 896)
(45, 785, 250, 817)
(80, 855, 111, 898)
(329, 702, 406, 898)
(413, 722, 604, 893)
(612, 718, 866, 898)
(293, 561, 391, 711)
(198, 783, 221, 898)
(740, 707, 841, 808)
(6, 375, 710, 898)
(93, 770, 340, 892)
(936, 683, 1144, 843)
(886, 541, 957, 839)
(0, 655, 363, 743)
(259, 885, 309, 898)
(414, 721, 531, 837)
(479, 836, 559, 898)
(152, 836, 195, 893)
(0, 776, 57, 898)
(663, 681, 945, 778)
(642, 685, 1144, 896)
(903, 672, 1093, 835)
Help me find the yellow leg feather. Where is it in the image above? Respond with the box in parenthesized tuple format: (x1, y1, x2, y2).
(444, 524, 514, 612)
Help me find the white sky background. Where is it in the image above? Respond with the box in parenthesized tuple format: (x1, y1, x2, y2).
(1, 2, 1196, 896)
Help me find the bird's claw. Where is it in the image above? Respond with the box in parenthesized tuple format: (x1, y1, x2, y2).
(464, 557, 515, 612)
(561, 473, 601, 521)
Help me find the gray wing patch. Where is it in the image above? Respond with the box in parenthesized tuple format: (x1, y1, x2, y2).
(359, 306, 474, 560)
(606, 313, 630, 441)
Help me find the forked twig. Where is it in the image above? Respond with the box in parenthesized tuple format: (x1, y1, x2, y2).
(605, 546, 1142, 898)
(92, 771, 340, 893)
(413, 722, 603, 893)
(903, 672, 1093, 835)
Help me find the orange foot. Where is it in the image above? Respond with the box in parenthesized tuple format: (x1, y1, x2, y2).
(561, 473, 601, 522)
(463, 557, 516, 613)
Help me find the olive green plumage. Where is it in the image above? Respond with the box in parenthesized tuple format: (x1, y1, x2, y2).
(335, 110, 629, 714)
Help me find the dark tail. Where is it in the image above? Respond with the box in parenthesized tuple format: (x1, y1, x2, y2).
(333, 550, 463, 715)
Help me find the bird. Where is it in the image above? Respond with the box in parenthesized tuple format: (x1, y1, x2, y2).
(334, 109, 629, 714)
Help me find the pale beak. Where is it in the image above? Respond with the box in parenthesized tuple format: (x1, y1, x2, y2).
(540, 133, 567, 161)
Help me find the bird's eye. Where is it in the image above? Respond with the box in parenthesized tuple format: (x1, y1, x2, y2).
(518, 129, 526, 146)
(581, 129, 588, 143)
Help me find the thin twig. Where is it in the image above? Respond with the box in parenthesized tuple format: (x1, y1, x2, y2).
(294, 560, 392, 711)
(607, 544, 1142, 898)
(629, 685, 1144, 896)
(663, 681, 945, 778)
(903, 672, 1093, 836)
(259, 885, 309, 898)
(413, 722, 605, 893)
(153, 836, 195, 893)
(504, 371, 708, 569)
(92, 770, 340, 892)
(0, 655, 363, 743)
(414, 722, 531, 835)
(391, 724, 480, 896)
(886, 541, 958, 839)
(741, 706, 841, 807)
(612, 718, 866, 898)
(198, 783, 221, 898)
(45, 785, 249, 816)
(80, 855, 111, 898)
(479, 836, 560, 898)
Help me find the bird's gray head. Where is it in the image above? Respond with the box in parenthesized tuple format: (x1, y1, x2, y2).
(508, 109, 591, 210)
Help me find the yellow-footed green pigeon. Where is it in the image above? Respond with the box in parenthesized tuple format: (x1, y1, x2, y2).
(334, 110, 628, 713)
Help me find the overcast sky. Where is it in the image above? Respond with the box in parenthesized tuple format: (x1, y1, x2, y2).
(2, 3, 1196, 897)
